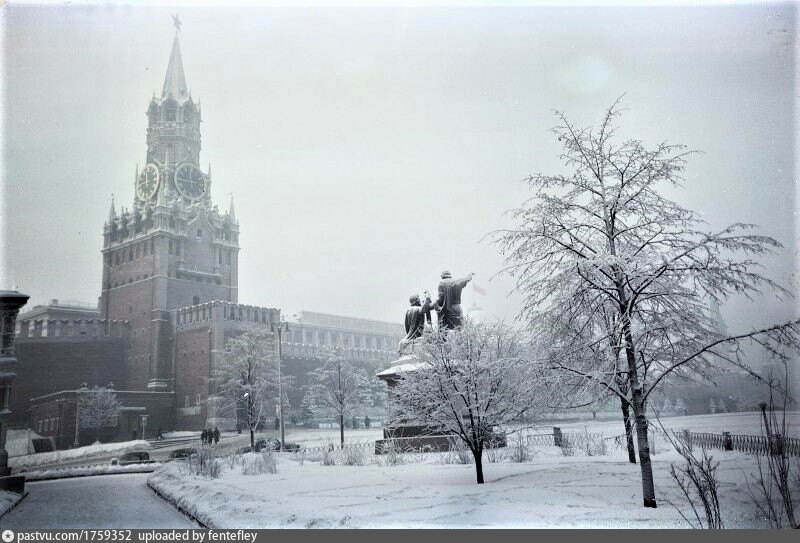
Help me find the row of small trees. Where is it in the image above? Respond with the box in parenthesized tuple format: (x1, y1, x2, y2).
(214, 329, 383, 450)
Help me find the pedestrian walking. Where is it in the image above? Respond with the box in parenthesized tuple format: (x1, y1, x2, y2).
(213, 426, 220, 445)
(201, 428, 208, 445)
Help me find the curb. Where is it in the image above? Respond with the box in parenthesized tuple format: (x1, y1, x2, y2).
(0, 490, 29, 522)
(146, 478, 210, 529)
(25, 468, 158, 483)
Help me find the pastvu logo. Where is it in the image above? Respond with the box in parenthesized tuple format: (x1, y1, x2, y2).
(2, 529, 14, 542)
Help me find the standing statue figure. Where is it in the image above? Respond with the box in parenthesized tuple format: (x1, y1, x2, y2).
(435, 270, 474, 330)
(398, 293, 435, 355)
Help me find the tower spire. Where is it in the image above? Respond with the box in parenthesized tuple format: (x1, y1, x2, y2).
(108, 194, 117, 221)
(228, 194, 236, 222)
(162, 24, 188, 101)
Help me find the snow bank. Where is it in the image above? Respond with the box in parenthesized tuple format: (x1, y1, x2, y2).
(10, 440, 151, 470)
(24, 463, 161, 482)
(0, 490, 25, 519)
(148, 448, 767, 528)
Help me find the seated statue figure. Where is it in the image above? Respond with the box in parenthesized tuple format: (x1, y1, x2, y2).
(397, 293, 434, 355)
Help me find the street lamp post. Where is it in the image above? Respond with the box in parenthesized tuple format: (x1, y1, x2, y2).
(73, 382, 88, 448)
(270, 320, 290, 452)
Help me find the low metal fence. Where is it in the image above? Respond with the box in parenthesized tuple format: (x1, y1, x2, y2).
(688, 431, 800, 457)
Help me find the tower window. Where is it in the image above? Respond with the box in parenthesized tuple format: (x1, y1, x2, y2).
(169, 240, 173, 255)
(193, 296, 200, 305)
(135, 245, 140, 258)
(197, 229, 203, 239)
(115, 252, 120, 265)
(226, 251, 231, 265)
(166, 107, 177, 122)
(218, 250, 222, 265)
(129, 248, 134, 262)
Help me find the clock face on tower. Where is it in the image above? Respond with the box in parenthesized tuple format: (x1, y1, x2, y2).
(136, 163, 161, 201)
(174, 163, 206, 200)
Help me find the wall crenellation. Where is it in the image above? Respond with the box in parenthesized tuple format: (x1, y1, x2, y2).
(173, 300, 280, 330)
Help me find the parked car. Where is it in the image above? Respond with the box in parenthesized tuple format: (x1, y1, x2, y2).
(111, 451, 154, 466)
(236, 438, 301, 454)
(168, 447, 198, 460)
(262, 437, 301, 452)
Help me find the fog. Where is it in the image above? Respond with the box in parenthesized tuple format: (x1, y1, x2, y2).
(3, 3, 796, 340)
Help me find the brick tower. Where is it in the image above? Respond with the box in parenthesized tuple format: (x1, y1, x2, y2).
(99, 27, 240, 392)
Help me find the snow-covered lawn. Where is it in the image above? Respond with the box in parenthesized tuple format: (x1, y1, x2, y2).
(555, 411, 800, 437)
(0, 490, 25, 519)
(24, 463, 161, 482)
(148, 446, 770, 528)
(276, 412, 799, 452)
(9, 440, 151, 470)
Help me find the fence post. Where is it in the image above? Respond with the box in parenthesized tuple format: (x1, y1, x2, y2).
(682, 429, 692, 451)
(770, 433, 785, 456)
(723, 431, 733, 451)
(553, 426, 562, 447)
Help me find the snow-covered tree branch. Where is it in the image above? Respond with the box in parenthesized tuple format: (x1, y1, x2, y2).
(308, 348, 368, 446)
(391, 321, 552, 484)
(492, 99, 799, 507)
(214, 326, 278, 450)
(79, 386, 122, 443)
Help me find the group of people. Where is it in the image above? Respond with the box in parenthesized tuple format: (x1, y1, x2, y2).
(201, 426, 220, 445)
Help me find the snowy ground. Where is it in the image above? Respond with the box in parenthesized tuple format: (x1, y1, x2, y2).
(148, 443, 774, 529)
(0, 490, 25, 519)
(9, 440, 151, 470)
(268, 412, 799, 451)
(555, 411, 800, 437)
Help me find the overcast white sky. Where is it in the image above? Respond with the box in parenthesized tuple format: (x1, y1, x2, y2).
(2, 1, 796, 337)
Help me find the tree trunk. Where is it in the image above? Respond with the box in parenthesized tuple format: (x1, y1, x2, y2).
(620, 398, 637, 464)
(339, 414, 344, 446)
(473, 448, 485, 484)
(618, 295, 657, 508)
(631, 384, 657, 508)
(250, 428, 255, 451)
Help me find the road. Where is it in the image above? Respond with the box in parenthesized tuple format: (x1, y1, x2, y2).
(1, 473, 195, 528)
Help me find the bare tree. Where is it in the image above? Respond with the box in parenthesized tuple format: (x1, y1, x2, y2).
(79, 386, 122, 443)
(745, 366, 799, 529)
(308, 348, 365, 446)
(493, 98, 800, 507)
(662, 425, 724, 529)
(392, 321, 551, 484)
(214, 326, 278, 451)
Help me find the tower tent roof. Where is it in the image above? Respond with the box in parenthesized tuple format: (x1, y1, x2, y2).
(161, 32, 188, 102)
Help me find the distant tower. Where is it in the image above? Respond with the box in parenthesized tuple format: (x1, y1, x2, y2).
(708, 297, 727, 337)
(99, 23, 240, 391)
